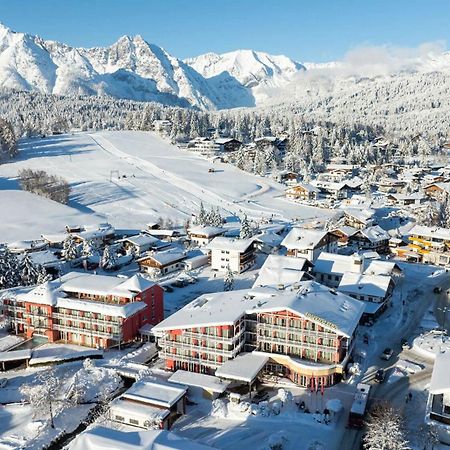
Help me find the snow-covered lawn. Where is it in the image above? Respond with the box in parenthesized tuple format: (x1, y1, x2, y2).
(0, 131, 334, 242)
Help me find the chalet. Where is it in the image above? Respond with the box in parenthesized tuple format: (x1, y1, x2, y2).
(109, 379, 187, 430)
(7, 240, 47, 254)
(332, 226, 358, 246)
(281, 228, 339, 262)
(285, 183, 319, 202)
(253, 232, 283, 254)
(277, 171, 299, 185)
(325, 164, 358, 177)
(386, 192, 427, 206)
(349, 225, 390, 253)
(312, 181, 349, 200)
(137, 251, 187, 276)
(144, 229, 182, 242)
(187, 226, 226, 246)
(215, 138, 242, 153)
(2, 272, 164, 348)
(424, 182, 450, 200)
(206, 236, 255, 273)
(342, 208, 375, 230)
(41, 233, 67, 249)
(254, 136, 286, 152)
(377, 178, 407, 194)
(187, 137, 220, 155)
(118, 234, 164, 255)
(28, 250, 61, 274)
(71, 223, 116, 245)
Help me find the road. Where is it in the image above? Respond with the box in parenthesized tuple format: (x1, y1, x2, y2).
(339, 269, 450, 450)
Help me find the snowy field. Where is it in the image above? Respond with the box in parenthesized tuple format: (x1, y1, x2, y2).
(0, 131, 333, 241)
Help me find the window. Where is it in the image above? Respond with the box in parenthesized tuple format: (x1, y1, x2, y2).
(129, 418, 139, 425)
(115, 415, 125, 422)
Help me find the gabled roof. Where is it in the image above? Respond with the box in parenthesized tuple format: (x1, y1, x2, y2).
(188, 225, 225, 238)
(138, 251, 186, 266)
(286, 183, 320, 193)
(281, 228, 330, 250)
(430, 351, 450, 394)
(338, 272, 392, 298)
(253, 255, 310, 288)
(206, 236, 254, 253)
(120, 234, 159, 247)
(357, 225, 390, 243)
(342, 208, 375, 223)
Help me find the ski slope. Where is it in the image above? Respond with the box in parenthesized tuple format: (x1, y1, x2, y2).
(0, 131, 333, 236)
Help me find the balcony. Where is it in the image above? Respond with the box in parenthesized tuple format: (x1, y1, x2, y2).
(258, 334, 338, 350)
(53, 323, 120, 339)
(52, 312, 120, 326)
(257, 322, 337, 339)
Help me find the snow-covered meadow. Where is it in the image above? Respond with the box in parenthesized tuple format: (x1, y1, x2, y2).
(0, 131, 333, 242)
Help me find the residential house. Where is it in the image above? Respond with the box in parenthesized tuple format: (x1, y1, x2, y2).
(285, 183, 319, 202)
(187, 226, 226, 247)
(187, 137, 220, 155)
(137, 251, 187, 276)
(349, 225, 390, 253)
(387, 193, 427, 206)
(342, 208, 376, 230)
(206, 237, 256, 273)
(215, 138, 242, 153)
(152, 281, 364, 389)
(281, 228, 339, 262)
(377, 178, 407, 194)
(424, 182, 450, 200)
(2, 272, 164, 348)
(332, 226, 358, 246)
(152, 120, 172, 135)
(109, 379, 187, 431)
(118, 234, 163, 256)
(312, 181, 349, 200)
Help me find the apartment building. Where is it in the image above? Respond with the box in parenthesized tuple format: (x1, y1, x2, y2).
(406, 225, 450, 266)
(153, 281, 364, 389)
(2, 272, 164, 348)
(206, 236, 256, 273)
(282, 228, 339, 262)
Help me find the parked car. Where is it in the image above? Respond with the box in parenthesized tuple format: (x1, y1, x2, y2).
(401, 338, 410, 350)
(433, 286, 442, 294)
(380, 348, 394, 360)
(374, 369, 385, 383)
(0, 378, 7, 388)
(251, 391, 269, 404)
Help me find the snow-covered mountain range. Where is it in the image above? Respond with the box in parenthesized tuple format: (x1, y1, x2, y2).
(1, 22, 450, 111)
(0, 23, 306, 109)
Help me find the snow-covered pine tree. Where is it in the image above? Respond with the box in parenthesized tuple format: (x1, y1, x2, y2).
(0, 246, 21, 289)
(20, 253, 38, 286)
(101, 245, 117, 270)
(240, 214, 253, 239)
(62, 235, 79, 261)
(363, 403, 410, 450)
(195, 202, 207, 226)
(36, 265, 52, 284)
(223, 265, 234, 291)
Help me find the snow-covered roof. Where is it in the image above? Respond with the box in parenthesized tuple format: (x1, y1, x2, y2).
(333, 226, 358, 237)
(0, 349, 32, 363)
(120, 234, 159, 247)
(41, 232, 67, 244)
(168, 370, 230, 393)
(215, 137, 240, 144)
(430, 351, 450, 394)
(358, 225, 390, 243)
(281, 228, 330, 250)
(69, 427, 214, 450)
(28, 250, 61, 268)
(254, 232, 283, 247)
(7, 240, 47, 253)
(206, 236, 254, 253)
(138, 250, 186, 266)
(387, 192, 426, 201)
(122, 379, 187, 408)
(60, 272, 154, 299)
(110, 397, 169, 421)
(286, 183, 320, 193)
(342, 207, 375, 223)
(409, 224, 450, 241)
(425, 182, 450, 193)
(153, 281, 365, 338)
(338, 272, 392, 298)
(364, 260, 401, 276)
(188, 225, 225, 238)
(253, 255, 309, 288)
(215, 352, 269, 383)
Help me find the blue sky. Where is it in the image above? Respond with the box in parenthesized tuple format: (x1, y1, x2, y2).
(1, 0, 449, 61)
